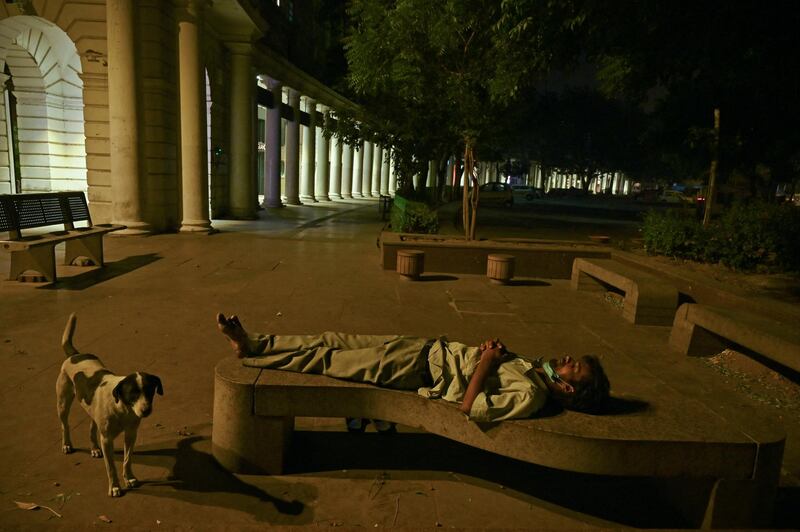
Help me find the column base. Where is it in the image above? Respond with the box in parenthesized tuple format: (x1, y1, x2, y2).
(110, 221, 152, 236)
(299, 195, 317, 203)
(263, 200, 284, 209)
(180, 220, 213, 233)
(329, 192, 342, 200)
(341, 193, 353, 199)
(284, 198, 302, 205)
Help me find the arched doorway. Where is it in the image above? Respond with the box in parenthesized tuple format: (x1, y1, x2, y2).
(0, 16, 87, 195)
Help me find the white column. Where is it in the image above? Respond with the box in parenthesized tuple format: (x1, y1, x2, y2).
(107, 0, 149, 233)
(427, 160, 436, 191)
(263, 77, 283, 208)
(284, 88, 300, 205)
(177, 0, 211, 232)
(341, 142, 353, 199)
(388, 155, 397, 196)
(352, 141, 363, 197)
(329, 134, 343, 199)
(314, 104, 330, 201)
(379, 147, 390, 196)
(299, 96, 316, 203)
(361, 140, 373, 197)
(371, 144, 382, 197)
(226, 42, 255, 218)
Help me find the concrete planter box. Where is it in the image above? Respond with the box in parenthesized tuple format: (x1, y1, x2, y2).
(381, 232, 612, 279)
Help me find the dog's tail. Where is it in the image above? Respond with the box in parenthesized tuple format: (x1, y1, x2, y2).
(62, 313, 78, 357)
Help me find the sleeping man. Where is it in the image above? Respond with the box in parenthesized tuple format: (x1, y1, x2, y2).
(217, 313, 610, 422)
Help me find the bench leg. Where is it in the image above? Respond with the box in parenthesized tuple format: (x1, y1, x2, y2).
(212, 371, 292, 474)
(65, 234, 104, 266)
(570, 269, 606, 292)
(701, 441, 783, 528)
(9, 246, 56, 282)
(669, 306, 727, 356)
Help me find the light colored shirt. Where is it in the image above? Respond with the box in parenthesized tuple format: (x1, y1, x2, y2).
(420, 339, 549, 422)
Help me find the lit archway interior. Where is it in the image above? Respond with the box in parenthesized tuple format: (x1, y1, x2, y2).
(0, 15, 86, 195)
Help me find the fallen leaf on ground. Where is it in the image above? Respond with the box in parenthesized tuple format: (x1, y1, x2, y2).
(98, 514, 112, 523)
(14, 500, 62, 518)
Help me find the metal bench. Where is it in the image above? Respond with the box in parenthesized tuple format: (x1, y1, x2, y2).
(571, 257, 679, 325)
(670, 302, 800, 373)
(0, 191, 125, 282)
(212, 357, 784, 528)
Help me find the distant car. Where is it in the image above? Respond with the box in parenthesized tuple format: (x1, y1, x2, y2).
(658, 190, 693, 204)
(478, 182, 513, 207)
(511, 185, 542, 201)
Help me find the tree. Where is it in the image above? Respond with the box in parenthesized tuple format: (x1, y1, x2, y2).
(343, 0, 567, 239)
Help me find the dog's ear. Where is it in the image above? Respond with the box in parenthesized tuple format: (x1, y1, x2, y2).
(112, 379, 124, 404)
(151, 375, 163, 396)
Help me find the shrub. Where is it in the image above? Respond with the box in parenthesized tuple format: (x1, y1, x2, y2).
(640, 202, 800, 272)
(390, 195, 439, 234)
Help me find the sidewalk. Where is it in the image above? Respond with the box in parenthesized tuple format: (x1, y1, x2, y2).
(0, 198, 796, 529)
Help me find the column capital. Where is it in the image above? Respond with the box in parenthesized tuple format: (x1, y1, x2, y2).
(260, 75, 282, 91)
(225, 41, 252, 55)
(286, 87, 301, 106)
(174, 0, 210, 22)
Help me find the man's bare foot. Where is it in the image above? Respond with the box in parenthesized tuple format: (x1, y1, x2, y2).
(217, 313, 251, 358)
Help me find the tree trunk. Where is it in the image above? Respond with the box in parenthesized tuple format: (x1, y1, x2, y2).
(462, 141, 478, 240)
(703, 108, 720, 228)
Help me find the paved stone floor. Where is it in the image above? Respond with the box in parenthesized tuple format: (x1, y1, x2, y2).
(0, 198, 797, 529)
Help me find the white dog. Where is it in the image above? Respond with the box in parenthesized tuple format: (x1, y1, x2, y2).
(56, 313, 163, 497)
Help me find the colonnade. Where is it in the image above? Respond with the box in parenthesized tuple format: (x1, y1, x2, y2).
(252, 80, 397, 219)
(107, 0, 396, 234)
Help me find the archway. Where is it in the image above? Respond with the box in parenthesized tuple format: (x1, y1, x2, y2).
(0, 16, 86, 194)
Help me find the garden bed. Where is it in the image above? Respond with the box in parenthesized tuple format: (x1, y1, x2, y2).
(380, 232, 611, 278)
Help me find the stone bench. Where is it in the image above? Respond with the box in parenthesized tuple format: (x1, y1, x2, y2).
(211, 357, 784, 528)
(670, 302, 800, 373)
(571, 258, 679, 325)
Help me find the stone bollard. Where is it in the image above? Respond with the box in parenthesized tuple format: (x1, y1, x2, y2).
(396, 249, 425, 281)
(487, 254, 515, 285)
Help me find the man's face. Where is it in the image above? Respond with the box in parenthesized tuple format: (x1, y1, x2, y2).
(552, 355, 593, 387)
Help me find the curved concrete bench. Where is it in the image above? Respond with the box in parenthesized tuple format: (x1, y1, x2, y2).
(670, 302, 800, 373)
(212, 357, 783, 528)
(571, 258, 679, 325)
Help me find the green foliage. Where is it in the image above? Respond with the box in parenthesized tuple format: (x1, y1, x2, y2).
(390, 195, 439, 234)
(642, 203, 800, 272)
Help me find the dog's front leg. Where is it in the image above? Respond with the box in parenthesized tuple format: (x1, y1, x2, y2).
(122, 425, 139, 489)
(99, 434, 122, 497)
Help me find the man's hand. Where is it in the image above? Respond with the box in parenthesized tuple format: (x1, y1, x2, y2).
(460, 339, 509, 416)
(479, 338, 505, 353)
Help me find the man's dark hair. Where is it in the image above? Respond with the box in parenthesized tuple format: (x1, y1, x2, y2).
(562, 355, 610, 414)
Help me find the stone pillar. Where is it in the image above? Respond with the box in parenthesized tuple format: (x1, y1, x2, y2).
(371, 145, 382, 197)
(329, 134, 343, 199)
(226, 42, 255, 218)
(388, 155, 397, 196)
(176, 1, 211, 232)
(107, 0, 149, 233)
(352, 141, 363, 197)
(361, 141, 373, 197)
(314, 104, 330, 201)
(427, 159, 436, 193)
(283, 88, 301, 205)
(380, 148, 390, 196)
(299, 96, 316, 203)
(341, 142, 353, 199)
(263, 77, 283, 208)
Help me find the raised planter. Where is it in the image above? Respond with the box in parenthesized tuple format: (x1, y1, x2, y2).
(381, 232, 612, 279)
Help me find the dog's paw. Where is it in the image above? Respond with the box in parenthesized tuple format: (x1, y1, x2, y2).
(62, 444, 74, 454)
(91, 448, 102, 458)
(124, 477, 139, 489)
(109, 486, 122, 497)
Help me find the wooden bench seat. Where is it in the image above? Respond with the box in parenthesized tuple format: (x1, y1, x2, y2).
(670, 302, 800, 373)
(0, 191, 125, 282)
(571, 257, 679, 325)
(212, 357, 784, 528)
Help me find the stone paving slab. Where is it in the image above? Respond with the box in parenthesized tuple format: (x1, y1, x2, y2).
(0, 199, 795, 529)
